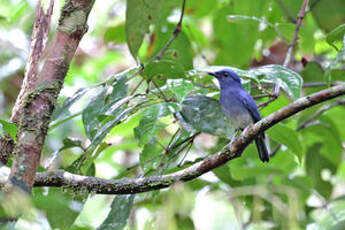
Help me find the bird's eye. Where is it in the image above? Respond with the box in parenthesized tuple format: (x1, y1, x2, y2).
(223, 72, 229, 77)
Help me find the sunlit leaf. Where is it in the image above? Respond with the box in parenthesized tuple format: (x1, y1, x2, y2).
(82, 75, 128, 141)
(326, 24, 345, 50)
(166, 79, 194, 101)
(134, 103, 177, 146)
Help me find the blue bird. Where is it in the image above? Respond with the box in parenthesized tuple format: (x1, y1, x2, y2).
(209, 69, 269, 162)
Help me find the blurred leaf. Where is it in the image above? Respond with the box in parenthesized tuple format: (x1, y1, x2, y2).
(310, 0, 345, 32)
(61, 137, 83, 151)
(302, 116, 342, 165)
(166, 79, 194, 101)
(98, 195, 135, 230)
(0, 120, 17, 141)
(325, 44, 345, 84)
(134, 103, 177, 146)
(305, 143, 335, 198)
(326, 24, 345, 50)
(125, 0, 163, 58)
(180, 95, 234, 137)
(300, 61, 324, 82)
(311, 200, 345, 230)
(33, 187, 83, 230)
(104, 23, 126, 43)
(213, 164, 241, 186)
(267, 123, 303, 162)
(143, 60, 185, 80)
(213, 1, 268, 67)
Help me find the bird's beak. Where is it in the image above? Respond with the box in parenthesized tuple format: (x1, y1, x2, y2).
(208, 72, 216, 77)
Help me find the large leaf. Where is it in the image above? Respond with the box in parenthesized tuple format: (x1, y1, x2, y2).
(104, 23, 126, 44)
(143, 60, 185, 80)
(326, 24, 345, 50)
(134, 103, 177, 146)
(98, 195, 135, 230)
(305, 143, 335, 198)
(249, 65, 303, 100)
(166, 79, 194, 102)
(266, 123, 303, 162)
(180, 95, 234, 137)
(82, 75, 128, 141)
(125, 0, 163, 58)
(33, 188, 84, 230)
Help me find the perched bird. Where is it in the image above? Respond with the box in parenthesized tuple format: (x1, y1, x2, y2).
(208, 69, 269, 162)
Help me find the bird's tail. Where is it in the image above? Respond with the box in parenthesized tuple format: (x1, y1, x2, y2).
(255, 133, 269, 162)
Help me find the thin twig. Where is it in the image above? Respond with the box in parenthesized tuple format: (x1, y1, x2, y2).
(253, 93, 271, 99)
(152, 0, 186, 61)
(283, 0, 309, 67)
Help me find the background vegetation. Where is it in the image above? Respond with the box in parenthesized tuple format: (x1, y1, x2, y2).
(0, 0, 345, 229)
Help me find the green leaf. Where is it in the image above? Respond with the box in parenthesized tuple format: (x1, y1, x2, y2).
(180, 95, 234, 137)
(52, 87, 88, 121)
(82, 75, 128, 141)
(0, 120, 17, 141)
(249, 65, 303, 100)
(166, 79, 194, 101)
(82, 87, 108, 140)
(98, 195, 135, 230)
(104, 23, 126, 43)
(60, 137, 83, 151)
(305, 143, 335, 198)
(33, 187, 83, 230)
(125, 0, 163, 58)
(150, 24, 193, 70)
(143, 60, 185, 80)
(134, 103, 176, 146)
(311, 200, 345, 229)
(311, 0, 345, 32)
(326, 24, 345, 50)
(266, 123, 303, 162)
(324, 43, 345, 84)
(140, 138, 162, 172)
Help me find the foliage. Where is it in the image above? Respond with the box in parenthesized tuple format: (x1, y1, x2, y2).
(0, 0, 345, 229)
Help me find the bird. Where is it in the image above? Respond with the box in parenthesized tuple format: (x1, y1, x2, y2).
(208, 68, 269, 162)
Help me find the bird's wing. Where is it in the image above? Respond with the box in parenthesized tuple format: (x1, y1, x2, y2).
(239, 91, 262, 122)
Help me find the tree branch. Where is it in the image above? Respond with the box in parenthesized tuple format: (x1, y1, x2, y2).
(283, 0, 309, 67)
(32, 83, 345, 194)
(6, 0, 95, 192)
(0, 0, 54, 164)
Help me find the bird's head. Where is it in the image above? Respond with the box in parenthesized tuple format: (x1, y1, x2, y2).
(208, 69, 242, 89)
